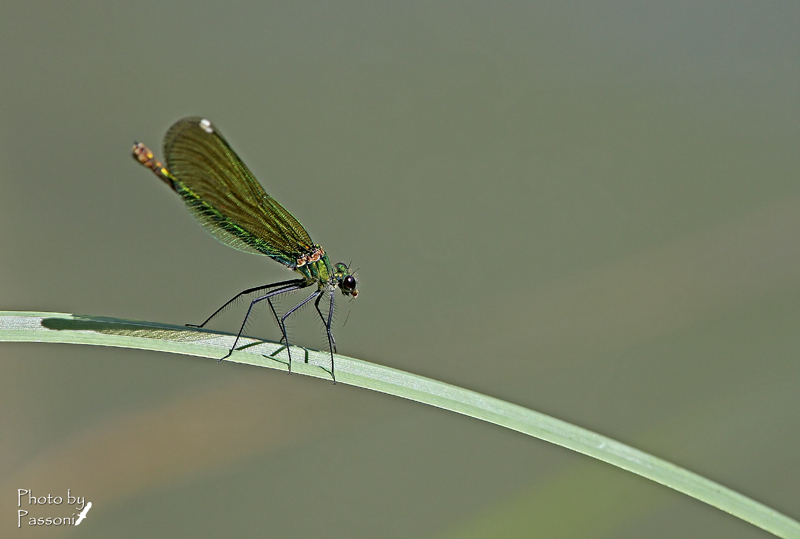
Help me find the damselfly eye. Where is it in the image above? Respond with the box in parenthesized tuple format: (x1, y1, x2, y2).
(341, 275, 357, 294)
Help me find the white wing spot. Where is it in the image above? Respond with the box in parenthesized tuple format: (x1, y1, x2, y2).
(199, 119, 214, 134)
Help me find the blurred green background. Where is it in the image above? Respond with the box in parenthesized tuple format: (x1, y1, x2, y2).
(1, 1, 799, 537)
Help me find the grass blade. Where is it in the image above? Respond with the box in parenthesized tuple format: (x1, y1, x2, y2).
(1, 311, 798, 538)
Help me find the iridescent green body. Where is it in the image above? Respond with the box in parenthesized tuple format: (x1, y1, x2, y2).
(299, 255, 332, 285)
(132, 117, 358, 381)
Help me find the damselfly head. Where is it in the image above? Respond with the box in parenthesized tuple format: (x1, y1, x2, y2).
(334, 262, 359, 298)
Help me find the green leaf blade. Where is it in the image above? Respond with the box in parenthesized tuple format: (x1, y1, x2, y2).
(1, 311, 798, 538)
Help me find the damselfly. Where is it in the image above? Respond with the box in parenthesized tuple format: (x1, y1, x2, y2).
(132, 117, 358, 381)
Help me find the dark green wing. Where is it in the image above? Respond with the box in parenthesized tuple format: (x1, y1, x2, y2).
(162, 117, 313, 267)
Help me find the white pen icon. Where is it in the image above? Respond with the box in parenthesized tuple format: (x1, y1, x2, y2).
(75, 502, 92, 526)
